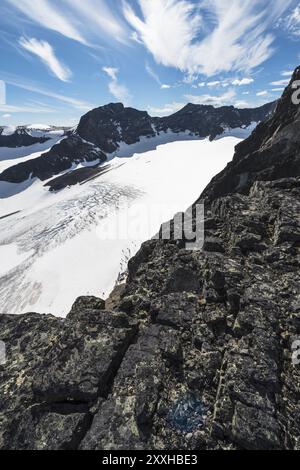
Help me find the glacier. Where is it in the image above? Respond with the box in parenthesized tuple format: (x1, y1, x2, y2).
(0, 136, 243, 316)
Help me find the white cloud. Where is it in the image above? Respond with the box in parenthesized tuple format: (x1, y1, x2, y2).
(184, 89, 236, 106)
(123, 0, 293, 77)
(7, 0, 86, 44)
(232, 78, 254, 86)
(285, 5, 300, 36)
(102, 67, 131, 104)
(7, 0, 128, 46)
(256, 90, 268, 96)
(148, 102, 184, 116)
(270, 79, 290, 86)
(207, 81, 221, 87)
(102, 67, 118, 81)
(19, 37, 72, 82)
(271, 87, 284, 92)
(0, 103, 55, 113)
(64, 0, 128, 44)
(145, 63, 161, 85)
(198, 82, 206, 87)
(145, 63, 172, 89)
(234, 100, 250, 108)
(281, 70, 293, 77)
(2, 114, 12, 118)
(109, 82, 131, 103)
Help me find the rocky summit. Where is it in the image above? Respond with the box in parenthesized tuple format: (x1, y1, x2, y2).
(0, 69, 299, 450)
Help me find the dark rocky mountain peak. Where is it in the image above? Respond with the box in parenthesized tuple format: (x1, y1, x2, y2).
(76, 102, 155, 153)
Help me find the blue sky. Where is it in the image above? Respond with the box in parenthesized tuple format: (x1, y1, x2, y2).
(0, 0, 300, 126)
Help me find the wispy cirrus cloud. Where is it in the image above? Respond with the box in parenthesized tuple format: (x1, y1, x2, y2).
(19, 37, 72, 82)
(0, 103, 55, 113)
(0, 72, 92, 110)
(6, 0, 86, 44)
(256, 90, 268, 96)
(198, 77, 254, 88)
(145, 63, 171, 89)
(285, 5, 300, 36)
(64, 0, 128, 45)
(123, 0, 294, 77)
(184, 89, 236, 106)
(231, 78, 254, 86)
(102, 67, 119, 82)
(6, 0, 128, 46)
(207, 81, 222, 87)
(102, 67, 131, 104)
(270, 78, 290, 86)
(148, 101, 185, 116)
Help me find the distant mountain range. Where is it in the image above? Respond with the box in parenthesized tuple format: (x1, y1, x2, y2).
(0, 101, 276, 187)
(0, 125, 70, 148)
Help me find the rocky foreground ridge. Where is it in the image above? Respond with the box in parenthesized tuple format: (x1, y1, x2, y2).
(0, 70, 300, 450)
(0, 101, 275, 186)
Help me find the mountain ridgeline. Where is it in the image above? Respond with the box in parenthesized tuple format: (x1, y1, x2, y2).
(0, 101, 275, 186)
(0, 68, 299, 450)
(0, 127, 50, 148)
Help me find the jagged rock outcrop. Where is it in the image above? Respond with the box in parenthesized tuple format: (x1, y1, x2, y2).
(0, 101, 275, 185)
(200, 68, 300, 202)
(0, 70, 299, 450)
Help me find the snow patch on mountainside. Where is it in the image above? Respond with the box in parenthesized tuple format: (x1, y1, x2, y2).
(1, 126, 17, 136)
(216, 122, 258, 140)
(0, 137, 241, 316)
(27, 124, 52, 130)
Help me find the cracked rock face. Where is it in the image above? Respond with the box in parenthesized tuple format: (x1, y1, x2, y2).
(200, 67, 300, 202)
(0, 69, 299, 450)
(0, 307, 137, 450)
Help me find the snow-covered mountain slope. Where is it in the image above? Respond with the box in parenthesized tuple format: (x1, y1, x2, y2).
(0, 130, 65, 174)
(0, 136, 241, 316)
